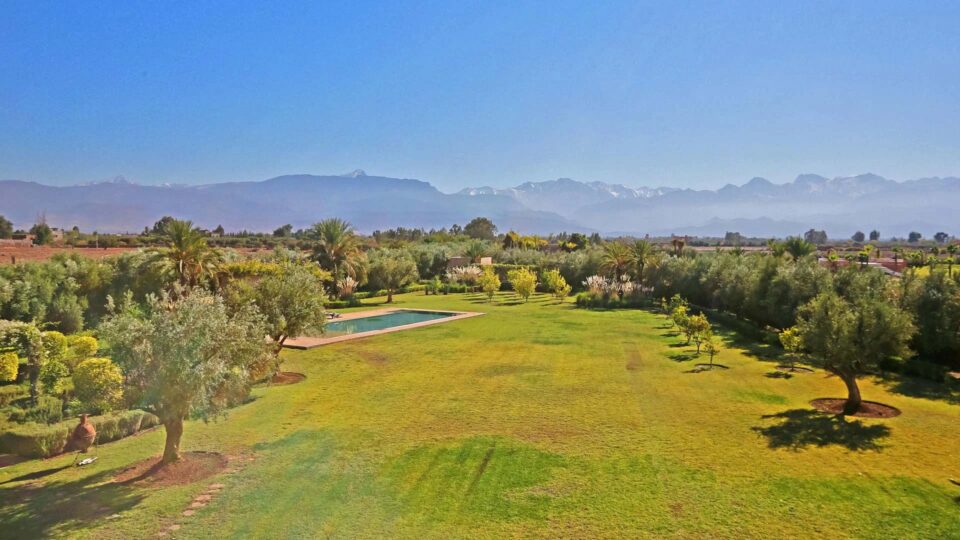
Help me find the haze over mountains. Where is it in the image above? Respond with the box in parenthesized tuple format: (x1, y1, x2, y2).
(0, 171, 957, 238)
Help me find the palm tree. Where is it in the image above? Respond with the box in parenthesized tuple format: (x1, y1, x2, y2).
(601, 242, 632, 280)
(782, 237, 816, 261)
(629, 240, 654, 290)
(310, 218, 364, 294)
(465, 240, 488, 263)
(152, 219, 222, 288)
(671, 237, 686, 257)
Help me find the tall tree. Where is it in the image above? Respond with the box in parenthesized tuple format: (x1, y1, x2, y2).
(310, 218, 365, 294)
(30, 223, 53, 245)
(0, 215, 12, 239)
(851, 231, 865, 243)
(100, 289, 269, 464)
(601, 242, 632, 280)
(152, 219, 223, 287)
(463, 217, 497, 240)
(629, 240, 655, 290)
(869, 230, 881, 241)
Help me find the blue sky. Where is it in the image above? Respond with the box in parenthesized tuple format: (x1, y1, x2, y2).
(2, 1, 959, 191)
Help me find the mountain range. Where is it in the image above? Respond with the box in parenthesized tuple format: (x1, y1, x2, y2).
(0, 171, 957, 238)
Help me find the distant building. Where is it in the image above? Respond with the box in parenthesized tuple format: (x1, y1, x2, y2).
(446, 256, 493, 269)
(0, 234, 35, 247)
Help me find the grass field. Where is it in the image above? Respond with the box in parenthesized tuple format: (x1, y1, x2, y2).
(1, 292, 958, 538)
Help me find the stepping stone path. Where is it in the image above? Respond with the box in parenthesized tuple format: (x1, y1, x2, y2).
(160, 456, 253, 537)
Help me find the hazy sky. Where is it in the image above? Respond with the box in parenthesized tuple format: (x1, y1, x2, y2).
(2, 1, 959, 191)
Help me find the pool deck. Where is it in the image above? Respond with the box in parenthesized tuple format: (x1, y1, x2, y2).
(283, 308, 484, 349)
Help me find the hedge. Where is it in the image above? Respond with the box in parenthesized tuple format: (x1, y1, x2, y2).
(0, 385, 26, 407)
(0, 409, 159, 458)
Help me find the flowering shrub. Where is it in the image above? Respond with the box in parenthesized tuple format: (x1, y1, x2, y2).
(446, 265, 483, 285)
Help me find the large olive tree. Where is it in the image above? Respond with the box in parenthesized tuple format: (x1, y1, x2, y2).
(100, 289, 269, 464)
(796, 290, 914, 415)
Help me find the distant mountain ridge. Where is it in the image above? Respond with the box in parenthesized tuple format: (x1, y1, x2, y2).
(0, 172, 957, 237)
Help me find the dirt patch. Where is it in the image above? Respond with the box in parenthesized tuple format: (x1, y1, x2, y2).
(625, 351, 642, 371)
(810, 398, 902, 418)
(358, 350, 389, 365)
(270, 372, 306, 385)
(113, 451, 228, 487)
(0, 454, 26, 468)
(776, 365, 814, 373)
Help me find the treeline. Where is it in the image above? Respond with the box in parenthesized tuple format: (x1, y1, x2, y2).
(645, 252, 959, 369)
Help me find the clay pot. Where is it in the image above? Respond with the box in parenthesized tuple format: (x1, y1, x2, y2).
(71, 414, 96, 453)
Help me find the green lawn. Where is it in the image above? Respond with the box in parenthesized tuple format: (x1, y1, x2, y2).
(1, 292, 958, 538)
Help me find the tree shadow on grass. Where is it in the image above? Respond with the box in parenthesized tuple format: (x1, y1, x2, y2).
(765, 371, 794, 379)
(752, 409, 890, 452)
(667, 351, 697, 363)
(0, 467, 145, 537)
(0, 464, 72, 485)
(877, 374, 960, 406)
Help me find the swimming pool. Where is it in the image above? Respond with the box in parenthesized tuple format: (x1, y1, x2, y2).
(323, 310, 455, 337)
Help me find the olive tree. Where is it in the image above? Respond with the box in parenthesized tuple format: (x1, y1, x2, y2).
(796, 290, 914, 415)
(246, 264, 327, 372)
(367, 252, 419, 303)
(100, 289, 270, 464)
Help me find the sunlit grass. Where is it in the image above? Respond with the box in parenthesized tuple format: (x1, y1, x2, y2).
(1, 291, 958, 538)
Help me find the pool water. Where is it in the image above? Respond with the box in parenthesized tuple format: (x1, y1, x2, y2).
(322, 310, 455, 337)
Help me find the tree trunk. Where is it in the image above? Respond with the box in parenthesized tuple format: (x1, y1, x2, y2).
(162, 417, 184, 464)
(839, 372, 862, 415)
(28, 365, 40, 406)
(386, 291, 394, 303)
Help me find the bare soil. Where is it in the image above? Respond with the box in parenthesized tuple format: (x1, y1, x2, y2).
(113, 451, 227, 487)
(810, 398, 902, 418)
(270, 372, 306, 385)
(0, 246, 136, 264)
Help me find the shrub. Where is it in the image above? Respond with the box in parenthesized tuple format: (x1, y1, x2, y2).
(0, 352, 18, 382)
(65, 335, 99, 369)
(72, 358, 124, 413)
(0, 384, 27, 407)
(7, 395, 64, 424)
(39, 359, 69, 394)
(41, 330, 69, 363)
(0, 409, 159, 458)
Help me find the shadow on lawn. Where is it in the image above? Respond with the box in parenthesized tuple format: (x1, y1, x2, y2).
(0, 467, 145, 537)
(667, 351, 697, 363)
(752, 409, 890, 452)
(878, 375, 960, 406)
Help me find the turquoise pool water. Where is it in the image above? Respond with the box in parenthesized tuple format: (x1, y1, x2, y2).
(323, 310, 455, 337)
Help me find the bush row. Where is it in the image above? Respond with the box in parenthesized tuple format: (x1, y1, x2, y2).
(324, 284, 430, 308)
(0, 409, 159, 458)
(575, 292, 652, 309)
